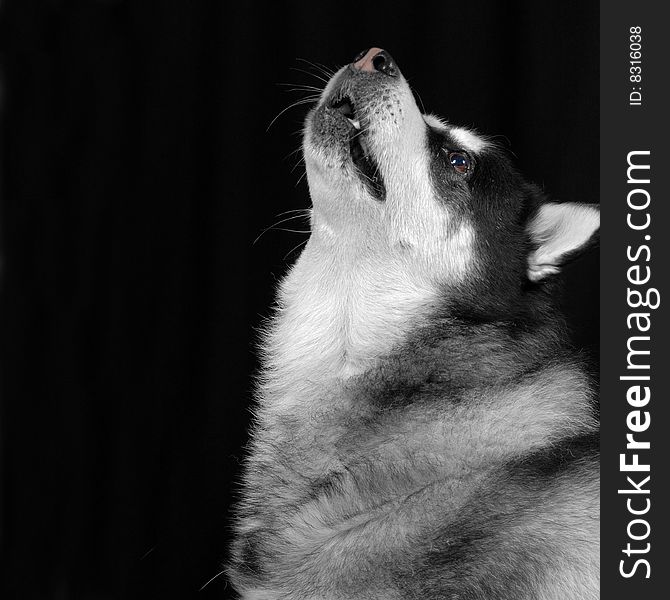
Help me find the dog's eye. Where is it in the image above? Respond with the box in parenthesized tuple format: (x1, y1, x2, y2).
(448, 152, 471, 174)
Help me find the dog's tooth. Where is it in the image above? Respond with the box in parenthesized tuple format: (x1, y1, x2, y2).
(352, 120, 361, 130)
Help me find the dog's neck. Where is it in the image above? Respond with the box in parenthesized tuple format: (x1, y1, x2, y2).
(260, 232, 439, 413)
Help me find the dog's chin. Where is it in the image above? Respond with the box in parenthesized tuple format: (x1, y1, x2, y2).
(306, 166, 378, 213)
(305, 108, 386, 202)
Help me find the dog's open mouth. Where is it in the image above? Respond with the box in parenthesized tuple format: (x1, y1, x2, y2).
(330, 95, 386, 201)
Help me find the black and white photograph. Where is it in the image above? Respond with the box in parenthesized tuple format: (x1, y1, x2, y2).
(1, 1, 665, 599)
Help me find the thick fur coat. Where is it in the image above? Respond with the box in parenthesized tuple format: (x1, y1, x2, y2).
(228, 48, 600, 599)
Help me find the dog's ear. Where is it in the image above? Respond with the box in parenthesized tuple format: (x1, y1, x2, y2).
(526, 202, 600, 282)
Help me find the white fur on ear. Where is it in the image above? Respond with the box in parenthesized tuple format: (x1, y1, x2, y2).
(527, 203, 600, 282)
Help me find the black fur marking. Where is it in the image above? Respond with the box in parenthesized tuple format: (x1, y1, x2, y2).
(356, 312, 575, 412)
(506, 431, 599, 480)
(426, 125, 473, 211)
(423, 125, 561, 322)
(306, 471, 346, 500)
(406, 435, 599, 599)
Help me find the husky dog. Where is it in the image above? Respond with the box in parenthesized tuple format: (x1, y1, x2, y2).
(229, 48, 599, 599)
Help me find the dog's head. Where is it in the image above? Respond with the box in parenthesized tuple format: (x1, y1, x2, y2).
(302, 48, 599, 318)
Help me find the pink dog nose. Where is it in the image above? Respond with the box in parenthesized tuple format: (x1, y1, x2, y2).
(352, 47, 398, 77)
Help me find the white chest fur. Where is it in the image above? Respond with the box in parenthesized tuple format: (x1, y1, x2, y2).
(259, 230, 440, 414)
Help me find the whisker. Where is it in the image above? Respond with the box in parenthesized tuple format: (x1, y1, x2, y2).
(413, 88, 427, 114)
(283, 238, 309, 261)
(351, 125, 372, 141)
(277, 83, 324, 93)
(296, 57, 336, 78)
(273, 228, 310, 234)
(272, 208, 310, 218)
(278, 92, 320, 100)
(267, 98, 318, 131)
(283, 146, 304, 161)
(313, 60, 337, 77)
(199, 569, 227, 591)
(281, 91, 322, 100)
(289, 67, 330, 85)
(358, 170, 374, 184)
(253, 213, 311, 246)
(290, 156, 305, 174)
(295, 170, 308, 188)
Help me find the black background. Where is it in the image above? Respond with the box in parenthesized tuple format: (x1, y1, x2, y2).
(0, 1, 598, 598)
